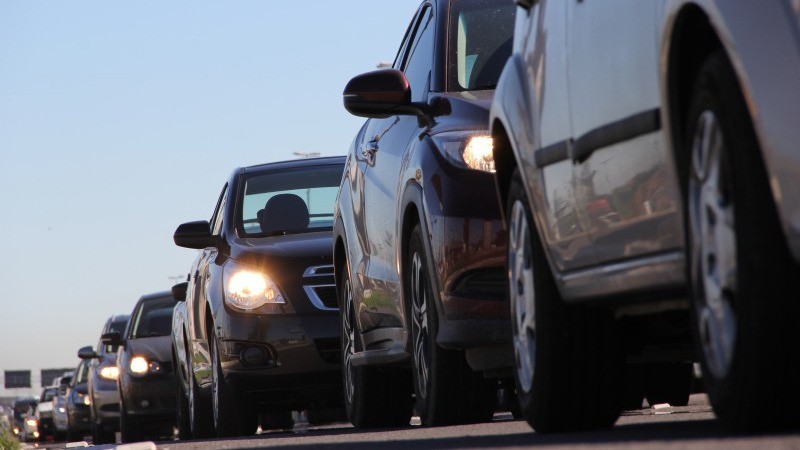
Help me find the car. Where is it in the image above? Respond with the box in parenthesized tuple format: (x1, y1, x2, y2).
(53, 373, 73, 440)
(11, 397, 38, 442)
(101, 292, 177, 442)
(172, 156, 346, 438)
(66, 358, 92, 440)
(34, 385, 58, 440)
(489, 0, 800, 432)
(82, 314, 130, 444)
(334, 0, 516, 428)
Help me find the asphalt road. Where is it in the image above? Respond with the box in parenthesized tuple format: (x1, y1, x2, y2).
(32, 395, 800, 450)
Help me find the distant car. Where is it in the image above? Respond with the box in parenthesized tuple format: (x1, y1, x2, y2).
(103, 292, 177, 443)
(11, 397, 38, 442)
(335, 0, 516, 427)
(81, 314, 130, 444)
(34, 386, 58, 439)
(66, 358, 92, 441)
(172, 157, 345, 438)
(53, 373, 73, 440)
(488, 0, 800, 433)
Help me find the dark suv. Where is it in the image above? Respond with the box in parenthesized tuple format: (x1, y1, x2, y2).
(173, 157, 346, 438)
(334, 0, 515, 428)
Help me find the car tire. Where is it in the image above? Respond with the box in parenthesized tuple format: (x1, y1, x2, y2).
(210, 328, 257, 437)
(187, 339, 213, 439)
(173, 347, 191, 440)
(119, 403, 142, 443)
(507, 168, 623, 433)
(92, 419, 115, 445)
(643, 363, 692, 407)
(340, 268, 414, 428)
(686, 50, 800, 430)
(406, 224, 496, 426)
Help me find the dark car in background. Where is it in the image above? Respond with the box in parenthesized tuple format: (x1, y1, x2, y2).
(12, 397, 38, 442)
(334, 0, 515, 428)
(103, 292, 177, 442)
(66, 358, 92, 441)
(172, 157, 345, 438)
(82, 314, 130, 444)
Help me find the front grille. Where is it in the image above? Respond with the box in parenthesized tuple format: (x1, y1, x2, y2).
(303, 264, 338, 311)
(314, 338, 341, 365)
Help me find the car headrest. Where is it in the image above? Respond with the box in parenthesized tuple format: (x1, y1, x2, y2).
(257, 193, 310, 234)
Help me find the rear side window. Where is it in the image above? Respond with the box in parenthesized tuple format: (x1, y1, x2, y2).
(130, 297, 176, 338)
(402, 6, 435, 101)
(447, 0, 516, 91)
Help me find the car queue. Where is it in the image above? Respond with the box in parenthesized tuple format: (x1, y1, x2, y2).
(13, 0, 800, 445)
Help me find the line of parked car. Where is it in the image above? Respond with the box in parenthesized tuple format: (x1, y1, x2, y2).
(14, 0, 800, 444)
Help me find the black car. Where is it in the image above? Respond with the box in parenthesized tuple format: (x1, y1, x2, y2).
(334, 0, 515, 428)
(172, 156, 345, 438)
(82, 314, 130, 444)
(103, 292, 177, 442)
(11, 397, 38, 442)
(65, 358, 92, 441)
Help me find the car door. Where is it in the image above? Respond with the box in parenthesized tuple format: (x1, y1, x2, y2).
(188, 183, 227, 385)
(566, 0, 682, 265)
(519, 0, 595, 271)
(357, 4, 434, 332)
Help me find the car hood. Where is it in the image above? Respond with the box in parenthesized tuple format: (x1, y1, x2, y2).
(229, 230, 333, 264)
(428, 89, 494, 134)
(124, 335, 172, 363)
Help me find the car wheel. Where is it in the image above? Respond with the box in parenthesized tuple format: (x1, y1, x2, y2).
(173, 347, 191, 439)
(119, 403, 142, 443)
(406, 224, 496, 426)
(507, 168, 623, 433)
(210, 328, 257, 437)
(686, 50, 800, 430)
(643, 363, 693, 407)
(187, 340, 213, 438)
(340, 268, 414, 428)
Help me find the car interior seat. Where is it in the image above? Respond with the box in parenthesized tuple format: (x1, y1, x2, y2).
(257, 193, 310, 235)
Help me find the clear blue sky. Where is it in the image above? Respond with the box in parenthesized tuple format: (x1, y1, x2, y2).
(0, 1, 420, 373)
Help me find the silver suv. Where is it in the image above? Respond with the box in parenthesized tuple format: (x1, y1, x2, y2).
(490, 0, 800, 432)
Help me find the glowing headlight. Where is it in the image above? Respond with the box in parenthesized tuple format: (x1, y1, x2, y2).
(130, 356, 149, 374)
(83, 395, 91, 406)
(58, 407, 66, 413)
(431, 131, 495, 172)
(99, 365, 120, 381)
(26, 419, 37, 427)
(224, 264, 285, 310)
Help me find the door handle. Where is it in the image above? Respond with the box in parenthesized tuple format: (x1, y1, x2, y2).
(362, 140, 378, 158)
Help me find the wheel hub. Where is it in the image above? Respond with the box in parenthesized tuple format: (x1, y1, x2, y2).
(509, 199, 535, 393)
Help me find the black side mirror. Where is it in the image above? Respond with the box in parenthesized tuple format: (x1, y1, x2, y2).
(343, 69, 429, 119)
(172, 281, 188, 302)
(100, 332, 123, 349)
(77, 346, 98, 360)
(174, 220, 216, 249)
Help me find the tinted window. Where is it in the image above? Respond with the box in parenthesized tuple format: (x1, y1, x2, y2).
(210, 184, 228, 236)
(447, 0, 515, 91)
(238, 164, 343, 237)
(402, 6, 434, 101)
(75, 361, 90, 384)
(130, 297, 176, 338)
(102, 317, 129, 353)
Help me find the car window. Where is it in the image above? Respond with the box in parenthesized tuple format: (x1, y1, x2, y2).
(74, 361, 90, 384)
(402, 5, 434, 101)
(237, 164, 343, 237)
(101, 317, 129, 354)
(210, 183, 228, 236)
(41, 388, 57, 402)
(129, 297, 176, 338)
(393, 5, 426, 70)
(447, 0, 515, 91)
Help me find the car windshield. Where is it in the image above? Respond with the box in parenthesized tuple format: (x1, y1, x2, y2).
(447, 0, 515, 92)
(103, 317, 129, 353)
(130, 297, 175, 338)
(41, 388, 57, 402)
(75, 361, 90, 384)
(238, 164, 343, 237)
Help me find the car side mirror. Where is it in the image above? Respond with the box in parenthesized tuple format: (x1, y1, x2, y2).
(100, 332, 123, 349)
(172, 281, 188, 302)
(343, 69, 429, 119)
(77, 346, 98, 360)
(174, 220, 216, 249)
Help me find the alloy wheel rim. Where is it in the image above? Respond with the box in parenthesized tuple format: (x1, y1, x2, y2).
(689, 109, 737, 379)
(342, 278, 356, 405)
(410, 251, 430, 401)
(509, 199, 535, 393)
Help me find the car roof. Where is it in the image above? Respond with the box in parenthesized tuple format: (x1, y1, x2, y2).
(138, 291, 173, 302)
(241, 156, 346, 175)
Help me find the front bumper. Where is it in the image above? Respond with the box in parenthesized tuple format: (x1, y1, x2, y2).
(68, 405, 91, 434)
(216, 311, 342, 411)
(120, 373, 176, 418)
(92, 383, 121, 427)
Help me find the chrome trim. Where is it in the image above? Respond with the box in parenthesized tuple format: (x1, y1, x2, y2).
(303, 285, 338, 311)
(303, 264, 335, 277)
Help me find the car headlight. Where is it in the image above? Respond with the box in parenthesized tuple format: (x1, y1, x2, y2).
(25, 419, 37, 427)
(58, 407, 66, 413)
(130, 355, 162, 376)
(99, 365, 120, 381)
(431, 131, 495, 172)
(223, 263, 285, 310)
